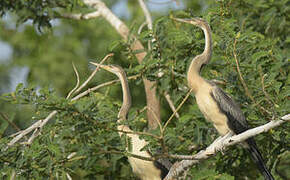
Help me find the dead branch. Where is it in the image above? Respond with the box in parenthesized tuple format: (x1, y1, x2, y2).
(73, 53, 113, 95)
(66, 62, 80, 99)
(6, 54, 119, 147)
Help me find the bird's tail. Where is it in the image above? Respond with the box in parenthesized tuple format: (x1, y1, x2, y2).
(246, 139, 275, 180)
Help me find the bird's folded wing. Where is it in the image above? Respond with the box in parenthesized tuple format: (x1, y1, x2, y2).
(211, 86, 249, 134)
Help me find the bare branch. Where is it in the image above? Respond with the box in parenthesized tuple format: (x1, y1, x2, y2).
(71, 74, 140, 101)
(6, 74, 140, 147)
(138, 0, 179, 119)
(7, 110, 57, 147)
(163, 89, 192, 132)
(66, 62, 80, 99)
(72, 53, 113, 95)
(82, 0, 161, 129)
(164, 92, 180, 119)
(165, 114, 290, 179)
(138, 0, 153, 30)
(138, 22, 147, 34)
(116, 129, 160, 140)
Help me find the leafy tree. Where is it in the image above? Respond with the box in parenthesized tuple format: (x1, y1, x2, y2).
(0, 0, 289, 179)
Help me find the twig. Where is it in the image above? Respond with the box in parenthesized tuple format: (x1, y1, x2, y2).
(94, 150, 156, 162)
(66, 62, 80, 99)
(164, 92, 180, 119)
(7, 110, 57, 147)
(233, 33, 271, 115)
(72, 53, 113, 95)
(66, 173, 72, 180)
(71, 74, 140, 101)
(117, 129, 160, 140)
(258, 66, 277, 107)
(82, 0, 161, 129)
(0, 112, 22, 132)
(138, 22, 147, 34)
(7, 75, 140, 147)
(147, 106, 163, 132)
(138, 0, 179, 119)
(138, 0, 153, 30)
(163, 89, 192, 132)
(20, 53, 114, 146)
(164, 114, 290, 179)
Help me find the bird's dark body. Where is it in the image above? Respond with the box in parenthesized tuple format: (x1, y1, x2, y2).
(153, 160, 170, 179)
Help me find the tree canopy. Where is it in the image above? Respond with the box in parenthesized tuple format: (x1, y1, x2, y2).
(0, 0, 289, 179)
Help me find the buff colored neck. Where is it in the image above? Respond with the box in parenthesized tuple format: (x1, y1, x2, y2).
(117, 71, 132, 121)
(187, 22, 212, 94)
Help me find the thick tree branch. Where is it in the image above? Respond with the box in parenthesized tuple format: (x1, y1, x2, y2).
(82, 0, 161, 129)
(164, 114, 290, 180)
(138, 0, 180, 119)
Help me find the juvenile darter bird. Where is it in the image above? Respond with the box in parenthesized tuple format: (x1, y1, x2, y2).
(90, 62, 171, 180)
(172, 17, 274, 180)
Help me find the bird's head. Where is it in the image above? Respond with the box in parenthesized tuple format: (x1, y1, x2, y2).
(172, 17, 208, 28)
(90, 62, 122, 75)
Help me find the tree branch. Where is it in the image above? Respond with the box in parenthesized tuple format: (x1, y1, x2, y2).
(6, 54, 129, 147)
(82, 0, 161, 129)
(0, 112, 22, 132)
(138, 0, 179, 119)
(72, 53, 113, 95)
(164, 114, 290, 180)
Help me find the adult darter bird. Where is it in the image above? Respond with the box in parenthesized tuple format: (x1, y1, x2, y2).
(172, 17, 274, 180)
(90, 62, 171, 180)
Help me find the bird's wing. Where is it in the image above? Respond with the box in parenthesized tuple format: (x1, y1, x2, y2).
(147, 149, 172, 178)
(211, 86, 249, 134)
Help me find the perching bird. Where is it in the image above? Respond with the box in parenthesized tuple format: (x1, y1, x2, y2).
(90, 62, 171, 180)
(172, 17, 274, 180)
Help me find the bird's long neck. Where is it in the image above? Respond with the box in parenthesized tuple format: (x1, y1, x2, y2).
(187, 23, 212, 93)
(117, 71, 132, 122)
(202, 23, 212, 62)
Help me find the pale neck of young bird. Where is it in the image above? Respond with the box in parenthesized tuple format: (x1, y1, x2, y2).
(187, 22, 212, 93)
(117, 70, 132, 121)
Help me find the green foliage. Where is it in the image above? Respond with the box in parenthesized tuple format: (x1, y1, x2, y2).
(0, 0, 289, 179)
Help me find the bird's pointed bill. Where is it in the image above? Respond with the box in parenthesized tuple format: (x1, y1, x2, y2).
(89, 62, 107, 70)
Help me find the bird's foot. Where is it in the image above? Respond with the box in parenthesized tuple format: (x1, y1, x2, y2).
(220, 132, 234, 154)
